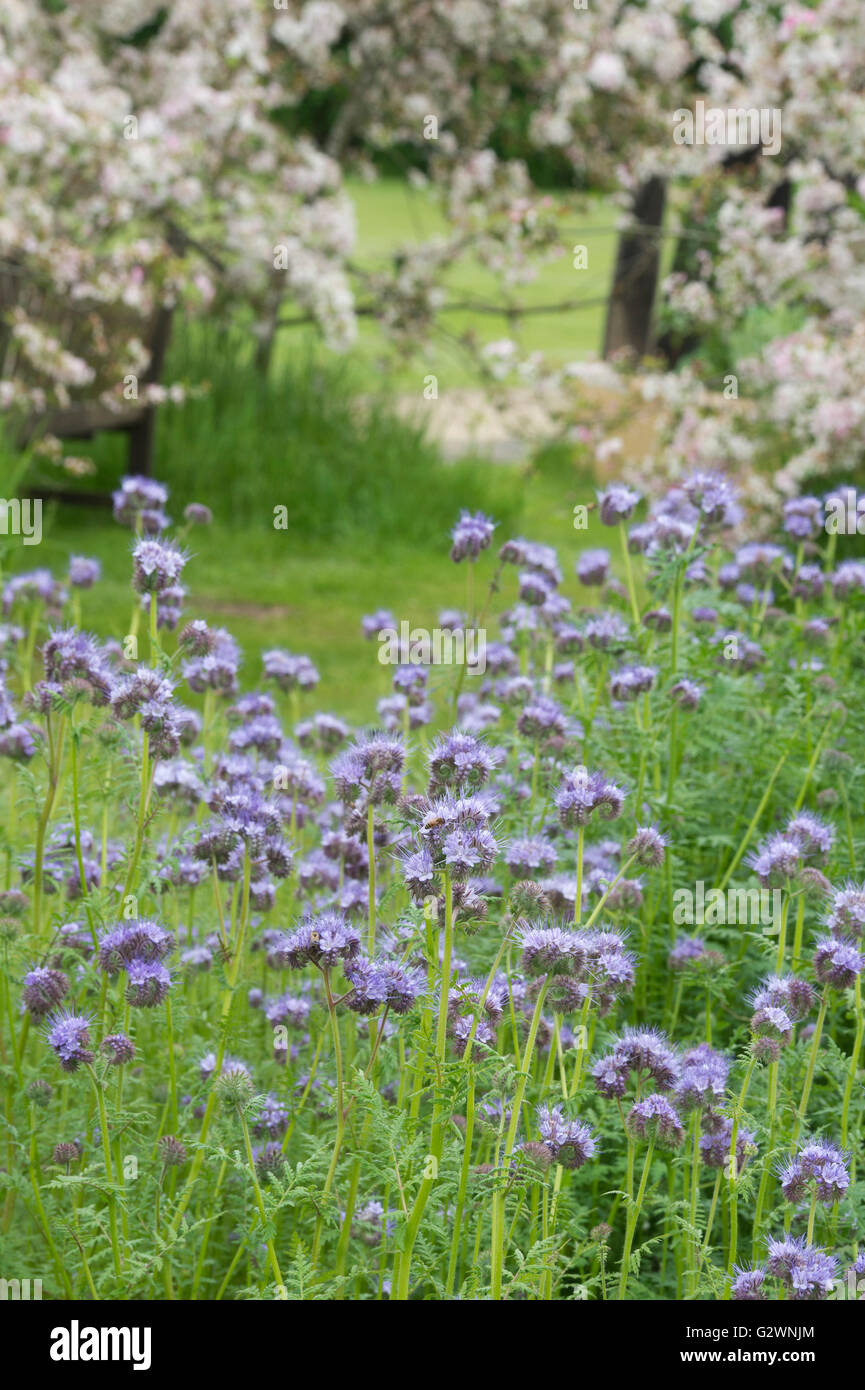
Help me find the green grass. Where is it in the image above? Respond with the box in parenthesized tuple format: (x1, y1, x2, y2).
(272, 178, 621, 388)
(1, 176, 631, 722)
(13, 438, 613, 725)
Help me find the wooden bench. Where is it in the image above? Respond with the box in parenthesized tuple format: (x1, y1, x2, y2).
(1, 256, 175, 503)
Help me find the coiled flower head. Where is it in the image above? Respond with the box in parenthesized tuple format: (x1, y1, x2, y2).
(53, 1141, 82, 1166)
(427, 730, 498, 793)
(157, 1135, 188, 1167)
(576, 548, 610, 586)
(254, 1141, 286, 1179)
(813, 937, 864, 990)
(671, 677, 702, 709)
(272, 912, 361, 971)
(626, 824, 668, 868)
(700, 1119, 757, 1175)
(125, 959, 171, 1008)
(731, 1265, 767, 1301)
(781, 1139, 850, 1207)
(43, 1009, 94, 1073)
(26, 1079, 53, 1108)
(215, 1065, 256, 1110)
(766, 1235, 837, 1300)
(598, 482, 640, 526)
(554, 766, 626, 830)
(450, 510, 495, 562)
(626, 1095, 684, 1149)
(823, 880, 865, 941)
(22, 966, 69, 1018)
(674, 1044, 730, 1113)
(536, 1106, 598, 1169)
(100, 1033, 135, 1066)
(98, 919, 173, 976)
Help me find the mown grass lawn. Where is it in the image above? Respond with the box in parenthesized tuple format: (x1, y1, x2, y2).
(2, 179, 629, 722)
(270, 178, 621, 388)
(23, 445, 614, 725)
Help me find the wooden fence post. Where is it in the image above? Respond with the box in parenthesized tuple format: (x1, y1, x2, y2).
(126, 300, 174, 476)
(602, 177, 667, 361)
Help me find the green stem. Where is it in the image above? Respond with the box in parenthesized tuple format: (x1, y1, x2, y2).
(28, 1112, 74, 1297)
(618, 1136, 655, 1300)
(85, 1064, 122, 1278)
(841, 976, 863, 1150)
(574, 823, 584, 925)
(367, 802, 376, 955)
(792, 990, 829, 1147)
(490, 976, 550, 1299)
(393, 874, 455, 1300)
(752, 1060, 778, 1261)
(725, 1053, 757, 1295)
(312, 966, 345, 1269)
(619, 521, 640, 627)
(238, 1106, 284, 1288)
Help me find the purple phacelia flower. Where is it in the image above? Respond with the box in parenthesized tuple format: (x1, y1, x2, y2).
(361, 609, 396, 640)
(98, 919, 173, 976)
(0, 723, 38, 760)
(785, 812, 834, 863)
(125, 959, 171, 1007)
(23, 966, 69, 1018)
(505, 837, 557, 878)
(674, 1043, 730, 1112)
(813, 937, 864, 990)
(605, 1026, 680, 1091)
(450, 510, 495, 562)
(43, 1009, 95, 1072)
(584, 611, 630, 650)
(626, 824, 668, 868)
(253, 1093, 290, 1138)
(554, 766, 626, 829)
(262, 649, 319, 692)
(750, 974, 815, 1023)
(184, 503, 212, 526)
(746, 832, 802, 887)
(795, 1138, 850, 1205)
(576, 548, 610, 587)
(536, 1105, 597, 1169)
(700, 1119, 757, 1175)
(783, 496, 822, 541)
(766, 1235, 837, 1300)
(427, 730, 499, 793)
(683, 470, 741, 527)
(112, 475, 169, 528)
(68, 556, 101, 589)
(670, 678, 702, 709)
(272, 912, 361, 971)
(824, 881, 865, 940)
(517, 921, 586, 978)
(100, 1033, 135, 1066)
(627, 1095, 684, 1148)
(731, 1264, 767, 1300)
(609, 665, 657, 702)
(598, 482, 640, 526)
(131, 537, 187, 596)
